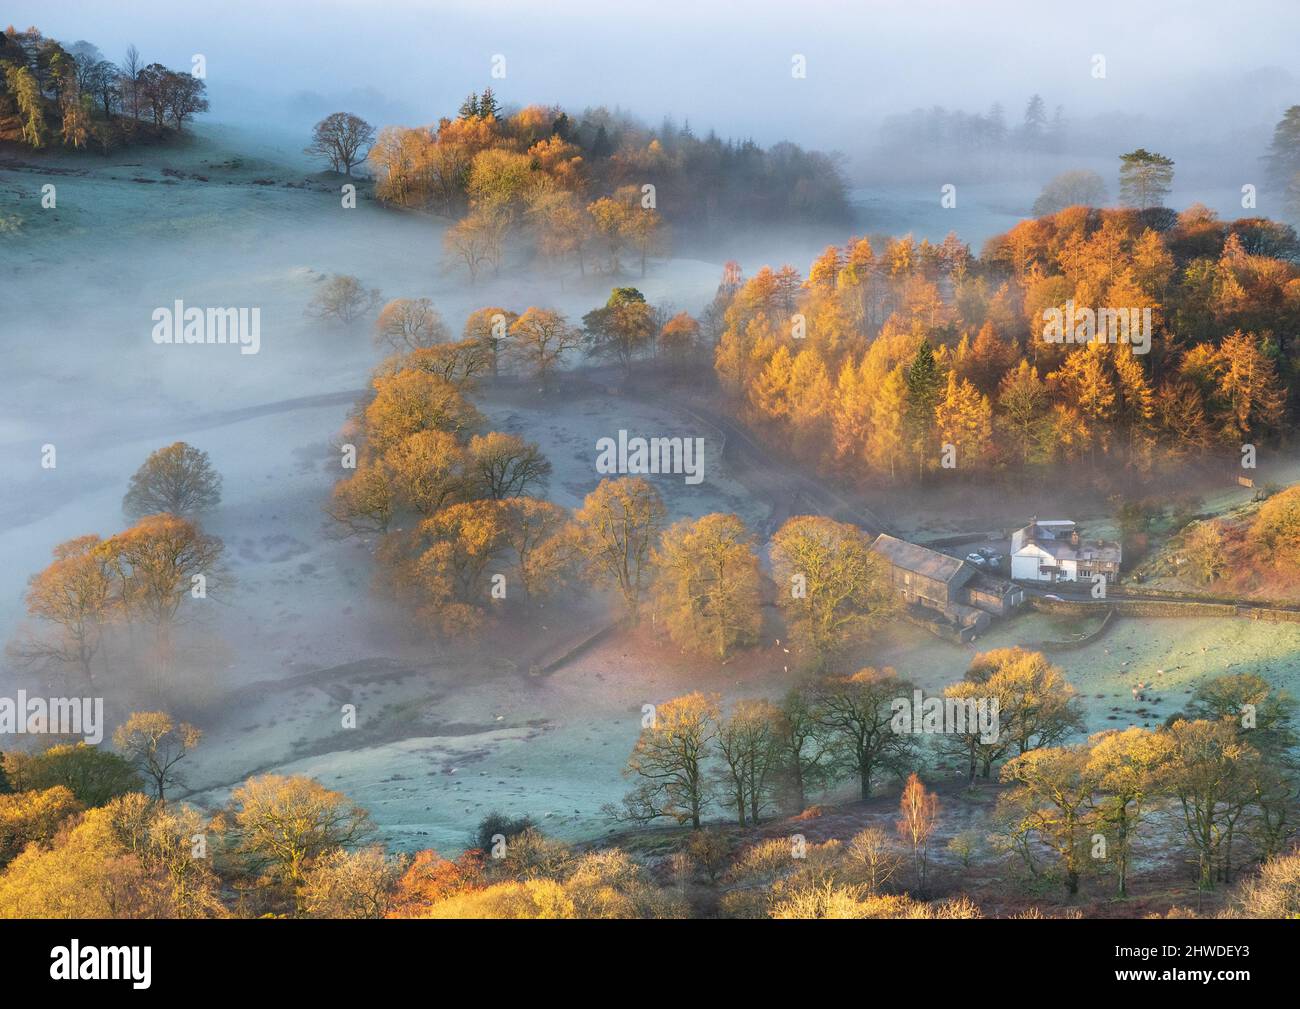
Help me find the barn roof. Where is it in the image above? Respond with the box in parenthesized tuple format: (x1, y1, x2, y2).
(872, 534, 971, 584)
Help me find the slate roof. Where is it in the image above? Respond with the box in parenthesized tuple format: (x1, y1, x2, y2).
(872, 534, 971, 584)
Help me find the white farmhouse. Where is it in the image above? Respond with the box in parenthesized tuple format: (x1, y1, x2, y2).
(1010, 519, 1122, 583)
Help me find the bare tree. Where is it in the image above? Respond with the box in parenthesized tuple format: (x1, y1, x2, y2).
(113, 711, 202, 800)
(308, 274, 381, 325)
(120, 44, 141, 119)
(306, 112, 377, 175)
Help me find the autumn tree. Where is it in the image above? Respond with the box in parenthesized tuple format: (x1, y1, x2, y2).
(1230, 850, 1300, 918)
(386, 849, 486, 916)
(306, 112, 376, 175)
(583, 287, 656, 374)
(896, 772, 940, 895)
(0, 798, 214, 918)
(621, 187, 667, 275)
(507, 307, 580, 388)
(384, 430, 471, 517)
(444, 208, 507, 282)
(658, 311, 701, 376)
(4, 64, 46, 147)
(1213, 330, 1285, 444)
(1164, 719, 1255, 888)
(650, 513, 762, 658)
(867, 366, 909, 480)
(1250, 485, 1300, 564)
(122, 442, 222, 520)
(966, 648, 1085, 764)
(394, 338, 493, 389)
(587, 194, 634, 273)
(1184, 672, 1298, 758)
(1086, 727, 1174, 897)
(97, 514, 223, 637)
(402, 500, 510, 637)
(621, 692, 720, 828)
(527, 189, 593, 277)
(934, 371, 993, 470)
(998, 745, 1100, 895)
(935, 679, 1004, 787)
(499, 497, 573, 599)
(113, 711, 202, 800)
(463, 306, 518, 376)
(373, 297, 449, 353)
(468, 432, 551, 499)
(21, 536, 116, 683)
(364, 369, 481, 454)
(769, 516, 896, 668)
(229, 774, 373, 899)
(1181, 520, 1228, 585)
(571, 477, 666, 619)
(325, 465, 394, 536)
(842, 827, 905, 894)
(0, 786, 82, 869)
(300, 846, 402, 918)
(161, 70, 207, 130)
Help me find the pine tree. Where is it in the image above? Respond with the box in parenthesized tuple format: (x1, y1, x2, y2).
(904, 339, 942, 478)
(478, 87, 501, 119)
(1118, 149, 1175, 209)
(457, 92, 480, 119)
(1022, 94, 1048, 147)
(1265, 105, 1300, 187)
(986, 102, 1007, 146)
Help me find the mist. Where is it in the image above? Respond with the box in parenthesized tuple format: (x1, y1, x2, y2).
(3, 0, 1300, 929)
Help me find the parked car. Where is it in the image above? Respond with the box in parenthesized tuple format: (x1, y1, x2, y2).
(964, 552, 987, 567)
